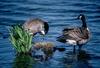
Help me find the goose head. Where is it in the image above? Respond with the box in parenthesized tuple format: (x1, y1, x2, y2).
(77, 14, 85, 20)
(77, 14, 87, 28)
(23, 18, 49, 36)
(39, 22, 49, 35)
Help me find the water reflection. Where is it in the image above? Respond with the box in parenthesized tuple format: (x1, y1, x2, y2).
(33, 47, 54, 61)
(63, 50, 92, 68)
(13, 54, 35, 68)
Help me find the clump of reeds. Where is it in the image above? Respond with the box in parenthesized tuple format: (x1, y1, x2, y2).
(9, 25, 33, 54)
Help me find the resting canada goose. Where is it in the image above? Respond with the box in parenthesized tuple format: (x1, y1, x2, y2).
(23, 18, 49, 36)
(57, 14, 90, 51)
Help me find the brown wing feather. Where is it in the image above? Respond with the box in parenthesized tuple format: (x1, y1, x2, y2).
(63, 27, 89, 41)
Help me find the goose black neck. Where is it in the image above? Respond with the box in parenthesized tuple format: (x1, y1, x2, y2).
(44, 22, 49, 34)
(81, 17, 87, 28)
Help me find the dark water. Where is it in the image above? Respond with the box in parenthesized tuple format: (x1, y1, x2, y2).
(0, 0, 100, 68)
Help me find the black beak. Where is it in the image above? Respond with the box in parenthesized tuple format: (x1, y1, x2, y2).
(74, 16, 79, 20)
(77, 15, 80, 19)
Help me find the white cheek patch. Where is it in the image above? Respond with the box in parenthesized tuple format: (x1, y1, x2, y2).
(41, 30, 45, 35)
(87, 27, 89, 31)
(66, 39, 77, 45)
(79, 16, 82, 19)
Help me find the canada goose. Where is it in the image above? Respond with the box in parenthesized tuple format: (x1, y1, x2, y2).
(57, 14, 90, 51)
(23, 18, 49, 36)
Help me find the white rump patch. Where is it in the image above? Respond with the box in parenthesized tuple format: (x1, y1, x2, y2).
(66, 39, 77, 45)
(79, 39, 88, 45)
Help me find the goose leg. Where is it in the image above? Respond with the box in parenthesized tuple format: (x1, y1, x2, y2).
(78, 45, 82, 51)
(73, 45, 76, 53)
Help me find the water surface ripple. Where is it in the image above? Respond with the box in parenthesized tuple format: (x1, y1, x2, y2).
(0, 0, 100, 68)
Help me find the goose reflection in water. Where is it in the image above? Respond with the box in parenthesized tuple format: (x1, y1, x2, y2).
(63, 50, 93, 68)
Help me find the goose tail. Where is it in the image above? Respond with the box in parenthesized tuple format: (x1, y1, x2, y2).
(57, 35, 66, 43)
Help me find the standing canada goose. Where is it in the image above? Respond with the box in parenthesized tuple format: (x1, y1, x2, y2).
(57, 14, 90, 51)
(23, 18, 49, 36)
